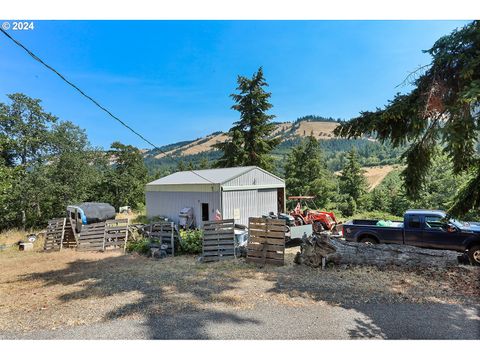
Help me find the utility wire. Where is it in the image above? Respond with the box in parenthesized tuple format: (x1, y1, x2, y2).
(0, 27, 173, 159)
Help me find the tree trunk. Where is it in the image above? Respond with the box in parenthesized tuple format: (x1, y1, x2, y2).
(294, 233, 461, 268)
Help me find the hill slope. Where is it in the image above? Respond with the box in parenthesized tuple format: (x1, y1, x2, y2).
(145, 118, 341, 159)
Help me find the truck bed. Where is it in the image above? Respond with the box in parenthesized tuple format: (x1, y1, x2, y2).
(348, 219, 404, 228)
(343, 219, 405, 244)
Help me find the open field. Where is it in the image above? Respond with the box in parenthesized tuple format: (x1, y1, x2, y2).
(363, 165, 398, 189)
(335, 165, 399, 190)
(294, 121, 338, 139)
(0, 246, 478, 338)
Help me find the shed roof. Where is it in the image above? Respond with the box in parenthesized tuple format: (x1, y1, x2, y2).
(147, 166, 283, 186)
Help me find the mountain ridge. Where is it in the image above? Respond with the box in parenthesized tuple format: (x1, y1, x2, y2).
(145, 117, 342, 159)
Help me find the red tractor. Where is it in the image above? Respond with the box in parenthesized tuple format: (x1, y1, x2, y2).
(288, 196, 338, 233)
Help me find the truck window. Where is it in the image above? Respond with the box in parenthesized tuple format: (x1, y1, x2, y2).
(425, 215, 445, 230)
(407, 215, 421, 228)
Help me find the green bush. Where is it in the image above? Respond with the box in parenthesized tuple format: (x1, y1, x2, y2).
(126, 239, 150, 254)
(179, 229, 203, 254)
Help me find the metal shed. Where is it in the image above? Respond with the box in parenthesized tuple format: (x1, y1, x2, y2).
(145, 166, 285, 227)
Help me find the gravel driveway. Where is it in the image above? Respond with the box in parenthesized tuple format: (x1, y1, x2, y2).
(2, 302, 479, 339)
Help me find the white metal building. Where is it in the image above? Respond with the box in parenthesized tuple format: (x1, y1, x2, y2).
(145, 166, 285, 227)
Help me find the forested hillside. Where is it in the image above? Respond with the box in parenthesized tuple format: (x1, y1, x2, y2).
(144, 115, 405, 177)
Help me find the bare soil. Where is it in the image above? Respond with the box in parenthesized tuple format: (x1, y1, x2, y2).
(0, 246, 478, 333)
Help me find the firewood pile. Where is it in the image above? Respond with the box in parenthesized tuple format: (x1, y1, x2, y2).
(294, 233, 463, 268)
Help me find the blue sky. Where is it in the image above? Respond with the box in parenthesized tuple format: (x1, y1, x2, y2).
(0, 20, 469, 149)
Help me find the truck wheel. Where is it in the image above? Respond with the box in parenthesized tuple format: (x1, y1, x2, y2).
(313, 221, 325, 233)
(359, 236, 377, 245)
(468, 245, 480, 266)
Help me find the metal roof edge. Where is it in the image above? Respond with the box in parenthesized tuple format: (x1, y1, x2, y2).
(220, 166, 284, 185)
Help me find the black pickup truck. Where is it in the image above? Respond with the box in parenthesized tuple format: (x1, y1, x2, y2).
(342, 210, 480, 265)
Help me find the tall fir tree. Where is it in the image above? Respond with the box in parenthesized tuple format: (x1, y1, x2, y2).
(339, 150, 368, 203)
(214, 67, 279, 171)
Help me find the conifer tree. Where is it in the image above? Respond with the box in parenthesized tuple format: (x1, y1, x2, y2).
(284, 135, 336, 208)
(214, 67, 279, 170)
(339, 149, 368, 203)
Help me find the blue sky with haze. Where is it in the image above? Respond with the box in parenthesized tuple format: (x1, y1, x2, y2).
(0, 20, 469, 149)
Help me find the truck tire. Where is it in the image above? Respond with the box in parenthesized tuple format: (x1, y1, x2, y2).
(359, 236, 378, 245)
(313, 221, 325, 233)
(468, 245, 480, 266)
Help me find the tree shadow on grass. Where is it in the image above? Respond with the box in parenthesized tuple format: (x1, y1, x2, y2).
(264, 265, 480, 339)
(17, 254, 260, 339)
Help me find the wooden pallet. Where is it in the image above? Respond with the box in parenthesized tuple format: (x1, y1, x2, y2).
(246, 217, 286, 266)
(76, 222, 106, 251)
(202, 219, 236, 262)
(148, 222, 178, 256)
(104, 219, 128, 251)
(44, 218, 66, 251)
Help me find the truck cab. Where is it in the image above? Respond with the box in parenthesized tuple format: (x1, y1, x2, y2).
(402, 210, 472, 251)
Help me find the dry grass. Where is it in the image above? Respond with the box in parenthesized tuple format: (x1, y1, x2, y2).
(335, 165, 399, 189)
(0, 229, 29, 246)
(181, 133, 228, 156)
(363, 165, 399, 189)
(294, 121, 339, 139)
(0, 247, 478, 333)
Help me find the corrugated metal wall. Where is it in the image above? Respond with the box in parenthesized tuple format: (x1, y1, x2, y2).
(223, 168, 284, 187)
(222, 188, 278, 226)
(146, 191, 221, 226)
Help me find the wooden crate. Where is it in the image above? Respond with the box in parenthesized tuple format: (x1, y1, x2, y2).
(44, 218, 66, 251)
(104, 219, 129, 251)
(246, 217, 286, 266)
(148, 222, 178, 256)
(77, 222, 106, 251)
(202, 219, 236, 262)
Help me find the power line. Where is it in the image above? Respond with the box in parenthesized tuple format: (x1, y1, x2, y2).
(0, 27, 172, 158)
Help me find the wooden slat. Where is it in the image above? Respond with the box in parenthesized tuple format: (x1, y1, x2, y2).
(246, 257, 284, 266)
(248, 229, 285, 239)
(248, 217, 285, 225)
(203, 239, 236, 245)
(248, 223, 286, 231)
(203, 219, 234, 225)
(247, 250, 284, 260)
(248, 236, 285, 246)
(247, 243, 284, 252)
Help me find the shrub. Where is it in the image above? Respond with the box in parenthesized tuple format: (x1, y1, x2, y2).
(126, 239, 150, 254)
(179, 229, 203, 254)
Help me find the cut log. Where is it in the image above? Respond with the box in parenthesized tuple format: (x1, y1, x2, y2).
(294, 233, 462, 268)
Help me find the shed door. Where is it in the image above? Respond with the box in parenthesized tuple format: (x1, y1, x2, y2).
(201, 203, 209, 221)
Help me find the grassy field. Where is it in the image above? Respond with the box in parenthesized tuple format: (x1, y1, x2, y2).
(0, 245, 478, 334)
